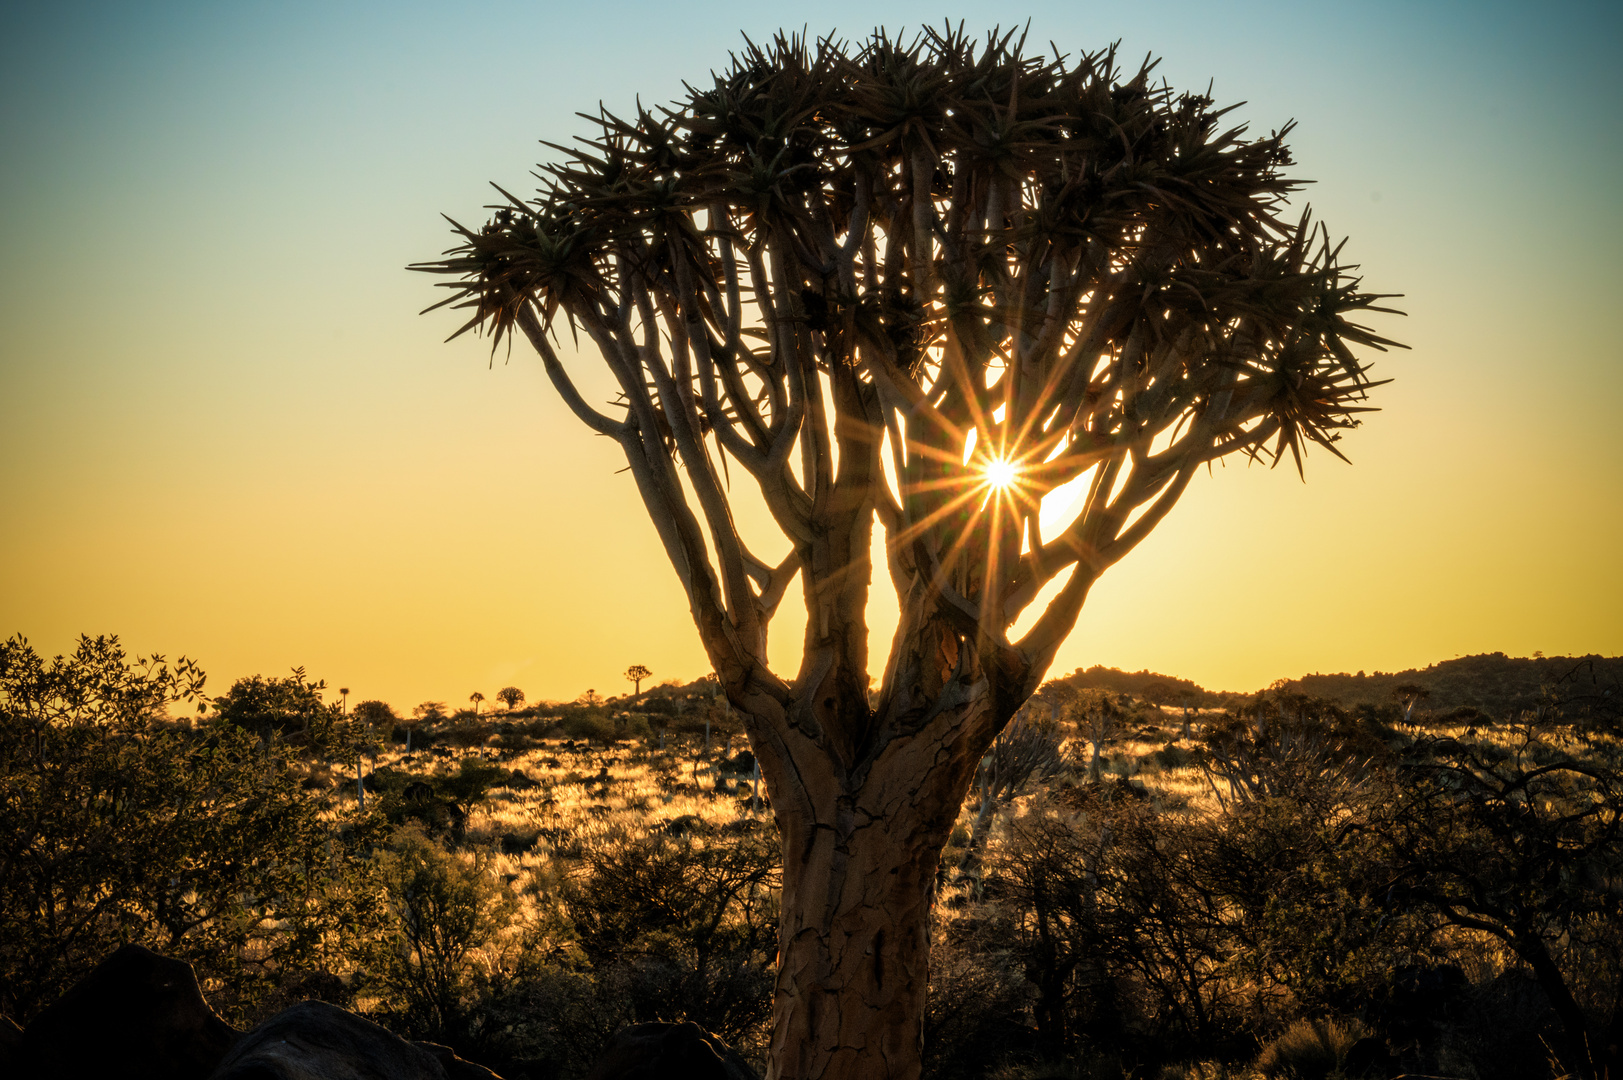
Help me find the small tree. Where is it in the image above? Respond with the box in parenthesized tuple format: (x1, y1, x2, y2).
(495, 685, 525, 711)
(353, 699, 399, 739)
(213, 668, 342, 750)
(374, 823, 516, 1043)
(350, 699, 397, 809)
(468, 690, 484, 715)
(1076, 691, 1127, 782)
(624, 664, 652, 697)
(1378, 723, 1623, 1080)
(419, 29, 1397, 1078)
(1393, 682, 1430, 723)
(404, 700, 446, 753)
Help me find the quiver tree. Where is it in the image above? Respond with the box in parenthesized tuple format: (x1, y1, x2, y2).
(416, 27, 1399, 1080)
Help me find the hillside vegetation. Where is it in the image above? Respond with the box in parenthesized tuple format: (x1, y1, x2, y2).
(3, 636, 1620, 1080)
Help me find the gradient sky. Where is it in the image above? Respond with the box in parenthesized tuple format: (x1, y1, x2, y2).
(2, 0, 1619, 712)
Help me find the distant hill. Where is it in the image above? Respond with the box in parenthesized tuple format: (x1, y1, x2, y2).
(1054, 653, 1621, 721)
(1276, 653, 1622, 719)
(1056, 665, 1224, 707)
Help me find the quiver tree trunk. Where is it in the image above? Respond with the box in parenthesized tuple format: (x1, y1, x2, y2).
(417, 27, 1398, 1080)
(767, 735, 976, 1079)
(730, 594, 1025, 1079)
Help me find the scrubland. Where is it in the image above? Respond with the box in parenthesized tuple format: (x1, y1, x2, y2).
(5, 637, 1620, 1080)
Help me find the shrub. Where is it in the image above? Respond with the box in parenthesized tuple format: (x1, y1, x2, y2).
(560, 711, 615, 745)
(369, 824, 518, 1043)
(1253, 1018, 1369, 1080)
(561, 826, 779, 1047)
(0, 634, 381, 1023)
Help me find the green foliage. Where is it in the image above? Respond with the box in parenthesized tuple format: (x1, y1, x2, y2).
(0, 634, 381, 1023)
(438, 757, 507, 817)
(559, 707, 614, 745)
(212, 668, 346, 752)
(561, 826, 779, 1043)
(353, 699, 399, 742)
(370, 824, 517, 1042)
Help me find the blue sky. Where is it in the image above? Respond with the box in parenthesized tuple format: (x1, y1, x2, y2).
(2, 0, 1618, 705)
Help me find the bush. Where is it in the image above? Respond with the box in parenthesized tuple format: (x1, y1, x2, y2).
(561, 826, 779, 1048)
(557, 707, 615, 745)
(369, 824, 518, 1044)
(1253, 1018, 1369, 1080)
(0, 634, 381, 1023)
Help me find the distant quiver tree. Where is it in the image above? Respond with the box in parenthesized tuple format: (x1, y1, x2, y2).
(416, 27, 1400, 1080)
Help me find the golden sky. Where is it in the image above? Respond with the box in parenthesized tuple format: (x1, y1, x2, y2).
(2, 1, 1618, 711)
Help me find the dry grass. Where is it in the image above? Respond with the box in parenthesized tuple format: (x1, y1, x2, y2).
(347, 739, 773, 927)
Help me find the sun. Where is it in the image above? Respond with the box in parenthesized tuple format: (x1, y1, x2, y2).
(983, 455, 1019, 491)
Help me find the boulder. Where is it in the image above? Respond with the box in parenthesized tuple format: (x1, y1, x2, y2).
(585, 1022, 757, 1080)
(1, 1015, 23, 1075)
(414, 1040, 506, 1080)
(660, 814, 710, 838)
(18, 943, 239, 1080)
(719, 750, 756, 775)
(208, 1000, 451, 1080)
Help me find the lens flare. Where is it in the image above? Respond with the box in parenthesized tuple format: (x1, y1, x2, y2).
(984, 455, 1019, 490)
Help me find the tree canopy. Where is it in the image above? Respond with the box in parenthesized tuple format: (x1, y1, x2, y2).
(418, 26, 1398, 720)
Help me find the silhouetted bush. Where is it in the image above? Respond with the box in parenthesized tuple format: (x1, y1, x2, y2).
(0, 634, 383, 1024)
(364, 823, 518, 1046)
(560, 826, 779, 1048)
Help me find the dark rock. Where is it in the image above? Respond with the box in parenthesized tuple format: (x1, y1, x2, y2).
(414, 1040, 505, 1080)
(499, 829, 541, 854)
(19, 943, 239, 1080)
(506, 769, 539, 790)
(585, 1022, 757, 1080)
(1370, 962, 1468, 1043)
(1, 1015, 23, 1074)
(660, 814, 710, 838)
(720, 750, 756, 774)
(1342, 1036, 1393, 1078)
(209, 1000, 458, 1080)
